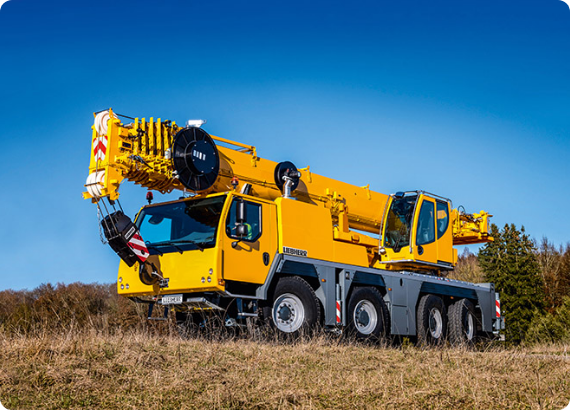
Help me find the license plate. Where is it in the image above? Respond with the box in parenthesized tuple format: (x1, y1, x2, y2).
(161, 294, 183, 305)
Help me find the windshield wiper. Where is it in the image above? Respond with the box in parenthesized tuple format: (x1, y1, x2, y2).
(170, 239, 206, 251)
(148, 239, 207, 252)
(145, 243, 164, 256)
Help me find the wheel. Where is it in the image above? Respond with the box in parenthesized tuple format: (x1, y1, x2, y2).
(416, 294, 447, 346)
(346, 287, 390, 342)
(448, 298, 477, 345)
(271, 276, 321, 336)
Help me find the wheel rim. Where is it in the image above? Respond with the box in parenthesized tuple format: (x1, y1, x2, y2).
(465, 311, 474, 340)
(428, 307, 443, 339)
(273, 293, 305, 333)
(353, 300, 378, 335)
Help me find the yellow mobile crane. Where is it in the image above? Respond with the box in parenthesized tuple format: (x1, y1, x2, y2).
(84, 109, 503, 344)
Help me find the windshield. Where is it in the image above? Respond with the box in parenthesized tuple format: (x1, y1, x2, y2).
(136, 195, 226, 253)
(383, 194, 417, 252)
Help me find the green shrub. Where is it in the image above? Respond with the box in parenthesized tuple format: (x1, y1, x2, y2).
(526, 296, 570, 343)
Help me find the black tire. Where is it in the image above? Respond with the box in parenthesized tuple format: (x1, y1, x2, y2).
(271, 276, 321, 337)
(448, 298, 477, 345)
(416, 294, 447, 346)
(346, 287, 390, 342)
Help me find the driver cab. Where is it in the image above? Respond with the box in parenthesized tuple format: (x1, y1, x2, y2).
(380, 191, 454, 272)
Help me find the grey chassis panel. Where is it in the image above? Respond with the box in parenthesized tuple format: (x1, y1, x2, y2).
(256, 254, 497, 335)
(474, 283, 496, 332)
(255, 252, 283, 300)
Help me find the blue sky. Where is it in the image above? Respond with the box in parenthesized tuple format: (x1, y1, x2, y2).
(0, 0, 569, 291)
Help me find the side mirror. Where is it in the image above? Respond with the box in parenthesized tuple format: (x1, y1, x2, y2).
(236, 224, 248, 237)
(235, 199, 247, 238)
(232, 199, 248, 247)
(236, 199, 246, 223)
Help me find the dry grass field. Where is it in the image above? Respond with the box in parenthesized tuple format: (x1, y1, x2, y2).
(1, 330, 569, 410)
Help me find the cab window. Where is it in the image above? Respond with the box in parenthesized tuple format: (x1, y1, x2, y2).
(436, 201, 449, 239)
(416, 200, 435, 246)
(226, 200, 262, 242)
(137, 196, 225, 251)
(383, 194, 417, 251)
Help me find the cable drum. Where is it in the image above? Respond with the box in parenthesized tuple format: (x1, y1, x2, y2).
(274, 161, 300, 192)
(172, 127, 220, 192)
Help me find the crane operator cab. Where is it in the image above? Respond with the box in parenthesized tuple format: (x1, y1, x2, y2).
(379, 191, 455, 274)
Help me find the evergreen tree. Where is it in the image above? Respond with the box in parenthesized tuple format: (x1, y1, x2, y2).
(478, 223, 545, 344)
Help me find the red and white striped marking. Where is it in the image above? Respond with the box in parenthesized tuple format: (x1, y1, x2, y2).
(495, 299, 501, 318)
(92, 110, 116, 162)
(92, 135, 108, 161)
(336, 300, 341, 324)
(127, 232, 148, 262)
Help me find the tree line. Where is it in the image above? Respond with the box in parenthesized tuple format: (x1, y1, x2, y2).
(450, 223, 570, 344)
